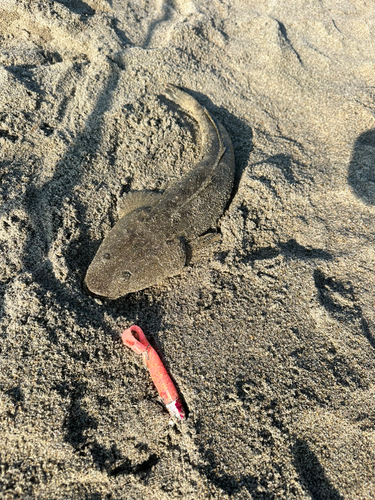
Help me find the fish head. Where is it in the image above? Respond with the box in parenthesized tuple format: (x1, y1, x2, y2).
(85, 214, 186, 299)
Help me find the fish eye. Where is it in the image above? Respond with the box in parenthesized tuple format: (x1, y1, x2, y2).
(120, 270, 132, 281)
(102, 252, 111, 260)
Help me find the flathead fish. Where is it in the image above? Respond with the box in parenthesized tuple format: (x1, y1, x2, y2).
(85, 85, 235, 299)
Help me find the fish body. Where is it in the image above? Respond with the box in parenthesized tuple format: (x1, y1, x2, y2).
(85, 85, 235, 299)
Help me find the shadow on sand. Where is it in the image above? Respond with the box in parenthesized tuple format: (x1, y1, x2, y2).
(347, 128, 375, 205)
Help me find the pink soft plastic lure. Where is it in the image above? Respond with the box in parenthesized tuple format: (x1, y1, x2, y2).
(121, 325, 186, 420)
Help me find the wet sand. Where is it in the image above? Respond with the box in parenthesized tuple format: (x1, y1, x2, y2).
(1, 1, 375, 498)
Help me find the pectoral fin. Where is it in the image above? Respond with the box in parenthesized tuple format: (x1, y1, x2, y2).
(117, 190, 163, 218)
(188, 232, 222, 264)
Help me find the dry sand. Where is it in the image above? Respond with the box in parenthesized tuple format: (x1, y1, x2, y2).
(1, 1, 375, 498)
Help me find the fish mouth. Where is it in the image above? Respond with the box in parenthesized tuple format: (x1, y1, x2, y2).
(84, 271, 119, 300)
(85, 287, 118, 301)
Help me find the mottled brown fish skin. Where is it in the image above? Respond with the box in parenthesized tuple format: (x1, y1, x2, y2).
(85, 85, 235, 299)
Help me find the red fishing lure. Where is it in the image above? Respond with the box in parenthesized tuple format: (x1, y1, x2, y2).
(121, 325, 186, 420)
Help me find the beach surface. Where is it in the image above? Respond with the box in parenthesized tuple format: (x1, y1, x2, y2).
(1, 1, 375, 498)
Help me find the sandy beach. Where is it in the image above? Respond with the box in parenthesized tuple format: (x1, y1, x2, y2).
(1, 1, 375, 498)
